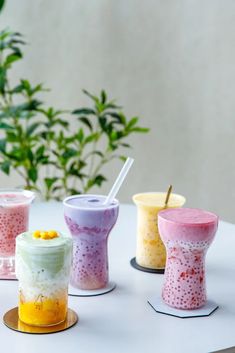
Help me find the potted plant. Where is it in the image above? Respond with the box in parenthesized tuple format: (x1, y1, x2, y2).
(0, 2, 149, 200)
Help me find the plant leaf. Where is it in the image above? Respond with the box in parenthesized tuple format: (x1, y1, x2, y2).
(0, 160, 10, 174)
(82, 89, 99, 103)
(84, 133, 99, 144)
(130, 127, 150, 133)
(0, 0, 5, 13)
(62, 148, 77, 159)
(119, 155, 127, 162)
(28, 168, 37, 182)
(76, 128, 84, 143)
(78, 116, 93, 131)
(44, 177, 58, 190)
(126, 117, 138, 130)
(27, 149, 34, 162)
(0, 139, 6, 152)
(26, 122, 41, 136)
(0, 67, 7, 93)
(36, 146, 45, 158)
(120, 143, 131, 148)
(73, 108, 96, 115)
(0, 122, 14, 130)
(101, 90, 106, 104)
(87, 174, 107, 189)
(4, 52, 22, 67)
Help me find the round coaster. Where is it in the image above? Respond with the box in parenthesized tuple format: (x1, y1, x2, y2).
(3, 307, 78, 334)
(68, 281, 116, 297)
(130, 257, 165, 274)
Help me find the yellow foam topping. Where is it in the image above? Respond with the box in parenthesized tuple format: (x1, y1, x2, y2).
(133, 192, 186, 208)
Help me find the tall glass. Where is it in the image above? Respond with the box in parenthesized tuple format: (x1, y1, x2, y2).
(63, 194, 119, 290)
(133, 192, 185, 269)
(158, 207, 218, 309)
(15, 231, 72, 326)
(0, 189, 34, 279)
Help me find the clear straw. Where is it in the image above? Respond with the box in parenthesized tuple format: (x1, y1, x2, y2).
(103, 157, 134, 205)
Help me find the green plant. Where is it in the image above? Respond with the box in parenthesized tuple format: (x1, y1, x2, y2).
(0, 28, 149, 200)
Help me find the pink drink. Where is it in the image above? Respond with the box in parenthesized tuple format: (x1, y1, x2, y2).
(0, 189, 34, 279)
(158, 208, 218, 309)
(63, 195, 119, 290)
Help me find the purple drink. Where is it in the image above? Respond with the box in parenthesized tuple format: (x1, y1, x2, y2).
(63, 195, 119, 290)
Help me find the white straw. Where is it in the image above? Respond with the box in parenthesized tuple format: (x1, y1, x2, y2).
(103, 157, 134, 205)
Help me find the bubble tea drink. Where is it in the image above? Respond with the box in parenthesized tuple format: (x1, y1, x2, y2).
(0, 189, 34, 279)
(63, 195, 119, 290)
(16, 230, 72, 326)
(158, 208, 218, 309)
(133, 193, 185, 269)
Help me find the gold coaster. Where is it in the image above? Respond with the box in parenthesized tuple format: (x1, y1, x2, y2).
(3, 307, 78, 334)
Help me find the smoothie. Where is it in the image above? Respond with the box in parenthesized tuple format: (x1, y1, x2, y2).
(16, 230, 72, 326)
(133, 193, 185, 269)
(158, 208, 218, 309)
(63, 195, 119, 290)
(0, 189, 34, 278)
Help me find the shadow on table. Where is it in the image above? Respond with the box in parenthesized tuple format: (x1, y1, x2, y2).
(210, 347, 235, 353)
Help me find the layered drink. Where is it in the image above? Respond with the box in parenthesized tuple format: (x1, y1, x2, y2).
(16, 230, 72, 326)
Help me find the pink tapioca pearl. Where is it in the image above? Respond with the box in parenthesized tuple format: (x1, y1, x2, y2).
(0, 204, 29, 256)
(158, 208, 218, 310)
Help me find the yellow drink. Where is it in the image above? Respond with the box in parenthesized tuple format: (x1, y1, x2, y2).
(133, 193, 185, 269)
(19, 289, 68, 327)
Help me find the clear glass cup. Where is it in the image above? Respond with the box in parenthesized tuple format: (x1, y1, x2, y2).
(63, 194, 119, 290)
(133, 192, 186, 269)
(0, 189, 34, 279)
(158, 207, 218, 309)
(15, 231, 72, 326)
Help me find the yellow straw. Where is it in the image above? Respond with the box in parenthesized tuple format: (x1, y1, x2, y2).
(164, 185, 172, 208)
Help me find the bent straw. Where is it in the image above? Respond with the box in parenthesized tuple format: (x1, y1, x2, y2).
(103, 157, 134, 205)
(164, 185, 172, 208)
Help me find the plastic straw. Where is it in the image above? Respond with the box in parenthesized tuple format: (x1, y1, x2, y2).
(103, 157, 134, 205)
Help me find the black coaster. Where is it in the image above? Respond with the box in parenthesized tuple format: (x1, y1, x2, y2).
(130, 257, 165, 274)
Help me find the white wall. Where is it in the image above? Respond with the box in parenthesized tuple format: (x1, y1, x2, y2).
(1, 0, 235, 222)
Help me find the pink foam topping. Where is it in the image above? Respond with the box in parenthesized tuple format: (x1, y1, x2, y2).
(158, 208, 218, 225)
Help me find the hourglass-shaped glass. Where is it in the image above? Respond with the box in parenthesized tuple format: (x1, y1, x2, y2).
(63, 194, 119, 291)
(158, 208, 218, 309)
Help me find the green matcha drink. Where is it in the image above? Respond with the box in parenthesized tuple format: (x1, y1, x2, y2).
(15, 230, 72, 326)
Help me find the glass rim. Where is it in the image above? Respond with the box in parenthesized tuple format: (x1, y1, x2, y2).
(16, 231, 73, 250)
(133, 192, 186, 208)
(63, 194, 119, 210)
(158, 207, 219, 227)
(0, 188, 35, 205)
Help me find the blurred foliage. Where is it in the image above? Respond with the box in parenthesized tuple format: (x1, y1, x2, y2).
(0, 0, 5, 13)
(0, 29, 149, 200)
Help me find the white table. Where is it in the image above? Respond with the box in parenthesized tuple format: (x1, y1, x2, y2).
(0, 202, 234, 353)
